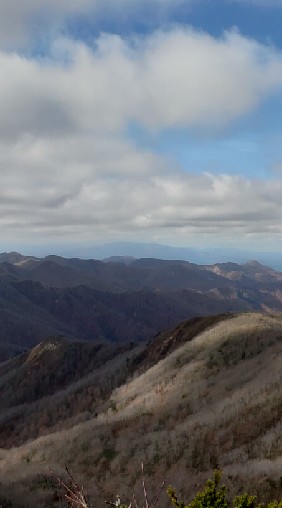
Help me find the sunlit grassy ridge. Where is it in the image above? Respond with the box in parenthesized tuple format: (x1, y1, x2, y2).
(0, 312, 282, 507)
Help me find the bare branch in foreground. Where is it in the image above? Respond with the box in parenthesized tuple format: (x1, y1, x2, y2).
(51, 463, 166, 508)
(49, 467, 90, 508)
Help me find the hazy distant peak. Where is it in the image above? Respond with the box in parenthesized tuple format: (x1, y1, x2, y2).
(0, 251, 37, 265)
(246, 259, 262, 265)
(102, 255, 136, 264)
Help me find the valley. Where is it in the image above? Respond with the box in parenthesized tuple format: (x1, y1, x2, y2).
(2, 253, 282, 359)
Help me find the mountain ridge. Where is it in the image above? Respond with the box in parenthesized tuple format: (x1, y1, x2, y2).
(0, 312, 281, 507)
(1, 252, 282, 354)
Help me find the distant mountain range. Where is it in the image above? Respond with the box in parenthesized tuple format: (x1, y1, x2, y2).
(11, 242, 282, 270)
(2, 251, 282, 359)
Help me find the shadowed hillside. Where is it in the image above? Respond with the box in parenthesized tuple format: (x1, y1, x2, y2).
(0, 312, 281, 508)
(2, 253, 282, 349)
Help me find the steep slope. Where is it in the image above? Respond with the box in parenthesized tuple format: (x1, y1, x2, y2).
(2, 253, 282, 351)
(0, 313, 282, 508)
(0, 279, 265, 350)
(0, 336, 141, 448)
(0, 337, 136, 410)
(131, 258, 231, 290)
(5, 255, 148, 292)
(207, 260, 282, 286)
(129, 313, 235, 372)
(0, 252, 37, 265)
(0, 316, 237, 449)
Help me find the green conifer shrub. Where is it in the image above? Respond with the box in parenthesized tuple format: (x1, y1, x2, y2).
(168, 471, 282, 508)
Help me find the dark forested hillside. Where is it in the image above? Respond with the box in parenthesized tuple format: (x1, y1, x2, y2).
(1, 253, 282, 351)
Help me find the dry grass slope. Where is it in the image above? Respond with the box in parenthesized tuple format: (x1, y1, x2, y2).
(0, 312, 282, 507)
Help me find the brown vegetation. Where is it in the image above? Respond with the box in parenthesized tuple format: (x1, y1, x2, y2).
(0, 312, 282, 508)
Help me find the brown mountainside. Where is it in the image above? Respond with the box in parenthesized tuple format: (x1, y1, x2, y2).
(0, 312, 281, 508)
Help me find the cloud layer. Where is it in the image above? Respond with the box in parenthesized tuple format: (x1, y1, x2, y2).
(2, 30, 282, 136)
(2, 132, 282, 245)
(1, 28, 282, 247)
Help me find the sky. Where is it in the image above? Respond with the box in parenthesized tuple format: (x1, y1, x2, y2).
(1, 0, 282, 254)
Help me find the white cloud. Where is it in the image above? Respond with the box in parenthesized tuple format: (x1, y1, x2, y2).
(1, 29, 282, 140)
(1, 28, 282, 246)
(1, 132, 282, 246)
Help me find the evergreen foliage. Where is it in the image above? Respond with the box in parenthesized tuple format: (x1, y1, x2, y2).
(167, 471, 282, 508)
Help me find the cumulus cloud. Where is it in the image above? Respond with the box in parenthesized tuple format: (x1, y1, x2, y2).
(1, 28, 282, 245)
(1, 133, 282, 245)
(1, 29, 282, 140)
